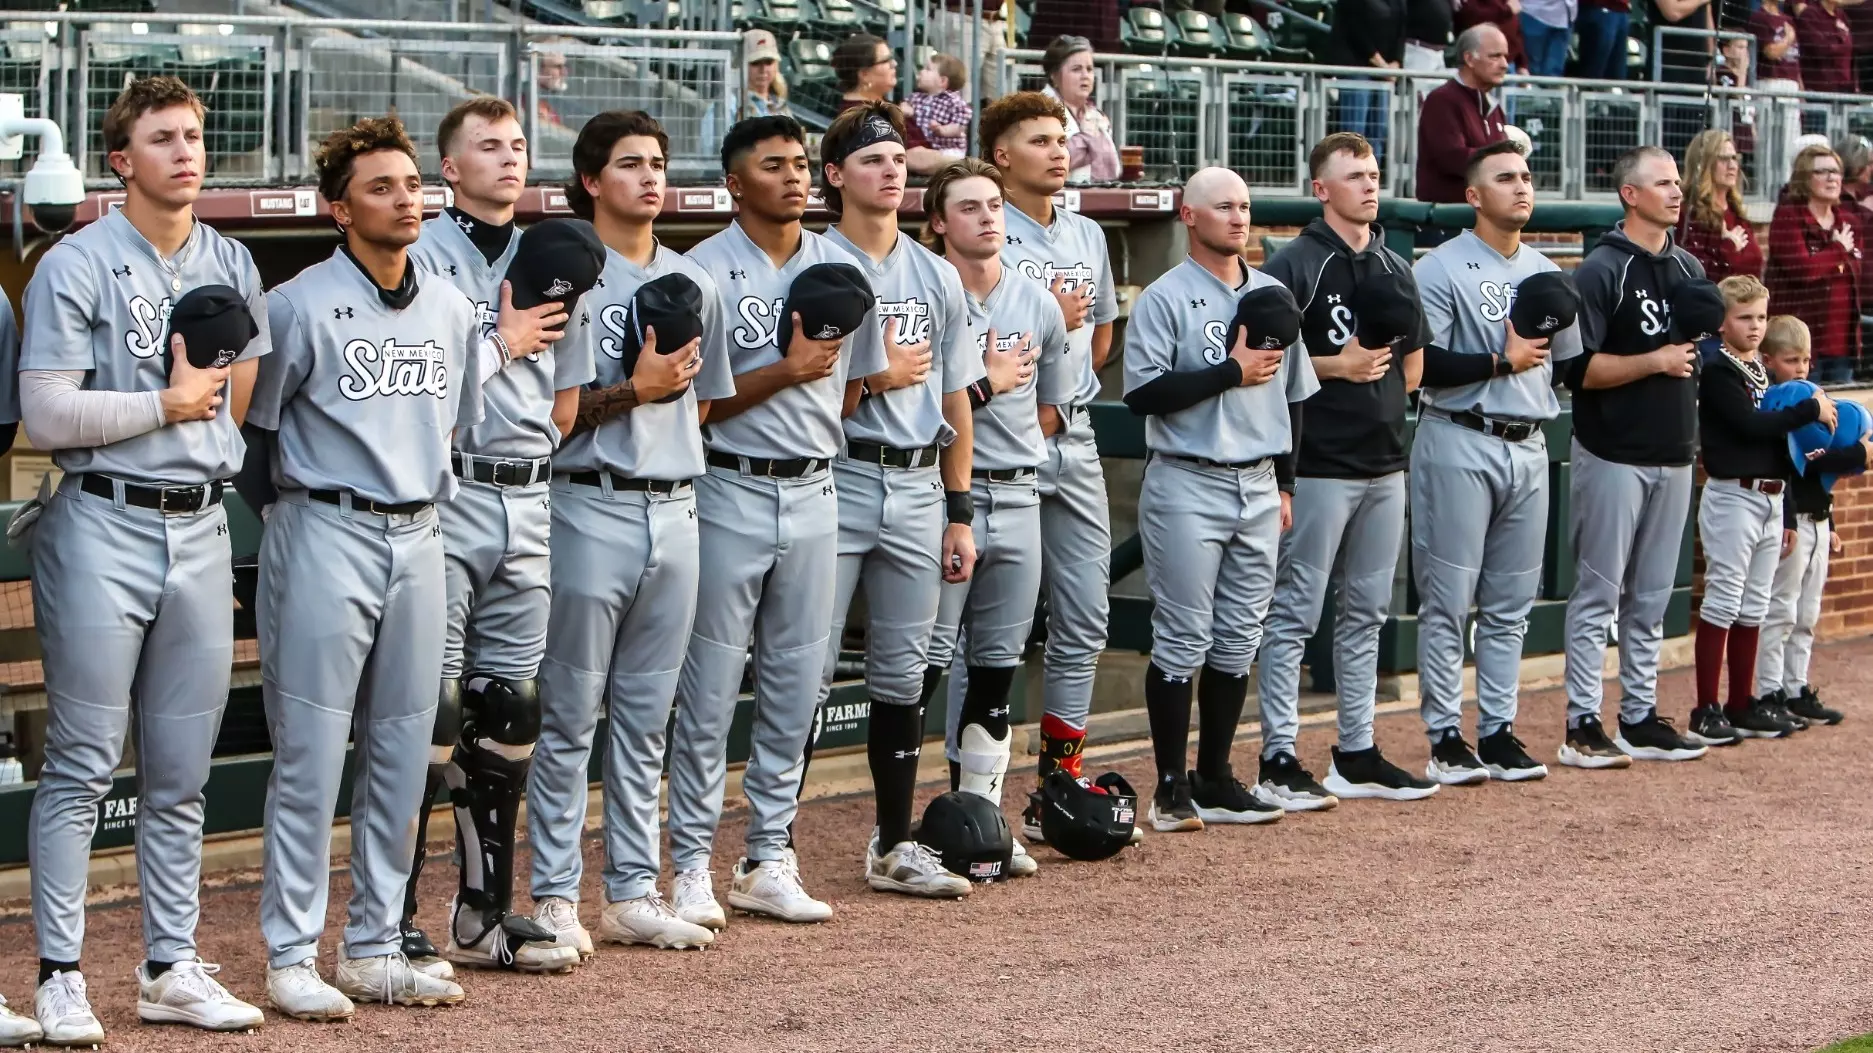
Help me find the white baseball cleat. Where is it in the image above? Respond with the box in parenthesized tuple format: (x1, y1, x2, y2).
(0, 993, 44, 1047)
(444, 901, 579, 974)
(671, 868, 728, 932)
(334, 953, 465, 1008)
(136, 960, 264, 1032)
(265, 960, 355, 1022)
(865, 832, 971, 899)
(727, 849, 834, 923)
(1005, 837, 1039, 877)
(531, 897, 594, 961)
(598, 893, 716, 950)
(34, 970, 104, 1047)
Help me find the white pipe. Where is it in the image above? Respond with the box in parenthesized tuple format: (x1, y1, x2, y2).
(0, 117, 64, 161)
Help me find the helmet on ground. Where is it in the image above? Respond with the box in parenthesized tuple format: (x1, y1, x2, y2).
(1032, 771, 1138, 862)
(916, 791, 1012, 882)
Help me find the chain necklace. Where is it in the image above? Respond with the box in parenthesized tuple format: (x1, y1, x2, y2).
(1722, 346, 1769, 406)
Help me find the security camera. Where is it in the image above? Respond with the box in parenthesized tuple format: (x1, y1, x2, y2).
(0, 93, 83, 234)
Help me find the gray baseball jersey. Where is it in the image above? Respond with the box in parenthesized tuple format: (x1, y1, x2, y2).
(248, 249, 485, 505)
(410, 215, 597, 458)
(0, 294, 20, 425)
(1414, 230, 1583, 422)
(824, 226, 984, 447)
(21, 210, 270, 483)
(686, 222, 889, 458)
(964, 269, 1074, 472)
(555, 243, 738, 480)
(1122, 258, 1321, 460)
(1002, 202, 1118, 407)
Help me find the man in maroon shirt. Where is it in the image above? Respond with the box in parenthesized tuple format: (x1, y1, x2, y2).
(1451, 0, 1527, 69)
(1798, 0, 1855, 95)
(1415, 23, 1509, 204)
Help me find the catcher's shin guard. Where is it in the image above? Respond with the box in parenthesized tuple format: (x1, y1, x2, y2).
(955, 665, 1016, 804)
(401, 678, 463, 947)
(450, 675, 540, 929)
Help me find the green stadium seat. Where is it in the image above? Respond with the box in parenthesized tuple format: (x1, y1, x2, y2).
(812, 0, 865, 36)
(1172, 10, 1223, 57)
(1121, 6, 1176, 54)
(785, 35, 842, 115)
(751, 0, 803, 33)
(580, 0, 627, 19)
(1216, 12, 1268, 60)
(197, 56, 268, 158)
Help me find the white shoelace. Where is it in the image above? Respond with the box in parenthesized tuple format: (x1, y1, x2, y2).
(639, 889, 680, 920)
(673, 871, 713, 908)
(41, 972, 92, 1021)
(540, 898, 579, 931)
(162, 961, 236, 1005)
(899, 842, 947, 875)
(770, 853, 809, 898)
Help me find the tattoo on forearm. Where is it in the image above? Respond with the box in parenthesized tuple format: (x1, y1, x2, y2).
(569, 380, 639, 438)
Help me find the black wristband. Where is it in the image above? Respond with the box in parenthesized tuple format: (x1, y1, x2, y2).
(945, 489, 974, 525)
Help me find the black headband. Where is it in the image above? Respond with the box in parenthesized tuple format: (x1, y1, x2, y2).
(828, 114, 905, 168)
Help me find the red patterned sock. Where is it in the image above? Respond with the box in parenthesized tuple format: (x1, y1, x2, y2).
(1695, 617, 1728, 712)
(1727, 624, 1762, 709)
(1038, 714, 1087, 782)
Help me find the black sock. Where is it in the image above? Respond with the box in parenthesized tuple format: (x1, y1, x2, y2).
(39, 959, 78, 985)
(869, 701, 925, 849)
(918, 664, 945, 708)
(145, 959, 177, 980)
(1195, 665, 1251, 780)
(1144, 662, 1195, 783)
(958, 665, 1015, 740)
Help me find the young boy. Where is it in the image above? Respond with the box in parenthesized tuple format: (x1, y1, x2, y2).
(909, 53, 970, 156)
(1692, 277, 1836, 744)
(1756, 314, 1868, 725)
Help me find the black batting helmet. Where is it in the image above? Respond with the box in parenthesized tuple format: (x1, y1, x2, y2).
(1031, 771, 1138, 861)
(916, 791, 1012, 882)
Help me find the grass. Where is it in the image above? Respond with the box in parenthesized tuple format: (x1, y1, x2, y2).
(1816, 1036, 1873, 1052)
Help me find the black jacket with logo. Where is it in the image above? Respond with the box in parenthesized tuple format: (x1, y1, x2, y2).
(1262, 218, 1428, 479)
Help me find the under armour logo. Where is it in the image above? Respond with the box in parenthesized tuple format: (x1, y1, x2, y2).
(893, 747, 921, 760)
(593, 276, 606, 288)
(446, 264, 459, 277)
(111, 265, 132, 278)
(1190, 298, 1205, 308)
(455, 215, 474, 235)
(989, 705, 1009, 718)
(1327, 294, 1342, 304)
(1466, 262, 1481, 270)
(1636, 289, 1649, 299)
(822, 484, 833, 495)
(1006, 236, 1023, 245)
(729, 269, 746, 280)
(334, 307, 354, 319)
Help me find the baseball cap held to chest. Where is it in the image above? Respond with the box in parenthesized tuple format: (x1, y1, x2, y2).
(778, 261, 875, 350)
(164, 284, 257, 371)
(1227, 284, 1302, 353)
(505, 219, 605, 323)
(619, 272, 706, 404)
(1509, 271, 1579, 341)
(1352, 270, 1418, 349)
(1668, 279, 1727, 344)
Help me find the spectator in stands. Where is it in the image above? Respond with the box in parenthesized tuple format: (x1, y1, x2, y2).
(1323, 0, 1408, 166)
(1576, 0, 1632, 80)
(1766, 144, 1863, 384)
(931, 0, 1008, 101)
(1452, 0, 1526, 72)
(909, 53, 970, 157)
(740, 29, 791, 121)
(831, 33, 947, 175)
(1849, 0, 1873, 93)
(1797, 0, 1855, 95)
(1679, 129, 1765, 282)
(1750, 0, 1804, 92)
(1836, 133, 1873, 212)
(1042, 35, 1120, 184)
(1520, 0, 1577, 77)
(1715, 38, 1757, 170)
(1415, 24, 1509, 204)
(534, 39, 571, 129)
(1403, 0, 1455, 75)
(1652, 0, 1714, 87)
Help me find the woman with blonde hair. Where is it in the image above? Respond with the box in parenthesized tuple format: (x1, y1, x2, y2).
(740, 29, 791, 120)
(1766, 143, 1864, 384)
(1678, 129, 1764, 282)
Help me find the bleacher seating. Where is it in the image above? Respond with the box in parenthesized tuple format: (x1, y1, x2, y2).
(1121, 5, 1172, 53)
(1172, 10, 1220, 58)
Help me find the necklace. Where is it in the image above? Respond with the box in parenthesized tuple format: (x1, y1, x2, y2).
(1722, 346, 1769, 406)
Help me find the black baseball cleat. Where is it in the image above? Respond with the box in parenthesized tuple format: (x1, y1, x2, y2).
(1785, 686, 1845, 725)
(1148, 774, 1205, 833)
(1725, 697, 1797, 739)
(1557, 715, 1633, 769)
(1322, 745, 1439, 801)
(1188, 767, 1284, 825)
(1765, 691, 1811, 732)
(1477, 725, 1548, 782)
(1425, 728, 1489, 786)
(1257, 751, 1339, 811)
(1615, 710, 1708, 762)
(1687, 703, 1743, 746)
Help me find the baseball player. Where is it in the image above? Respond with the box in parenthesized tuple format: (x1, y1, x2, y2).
(525, 110, 730, 954)
(922, 158, 1071, 869)
(396, 95, 593, 977)
(665, 115, 888, 926)
(1693, 275, 1833, 740)
(977, 91, 1119, 838)
(245, 116, 480, 1019)
(1125, 166, 1318, 832)
(1557, 145, 1712, 768)
(1256, 132, 1438, 807)
(1411, 139, 1582, 785)
(816, 104, 986, 898)
(18, 77, 266, 1043)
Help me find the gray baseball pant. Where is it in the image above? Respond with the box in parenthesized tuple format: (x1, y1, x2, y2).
(1037, 414, 1110, 733)
(667, 466, 838, 869)
(1757, 513, 1829, 696)
(936, 476, 1044, 762)
(1697, 480, 1782, 629)
(1257, 471, 1406, 756)
(1411, 416, 1549, 741)
(28, 479, 233, 963)
(258, 491, 446, 968)
(1561, 441, 1693, 726)
(439, 475, 552, 680)
(529, 479, 699, 904)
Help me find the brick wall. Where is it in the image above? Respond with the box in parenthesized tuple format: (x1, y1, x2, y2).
(1817, 469, 1873, 639)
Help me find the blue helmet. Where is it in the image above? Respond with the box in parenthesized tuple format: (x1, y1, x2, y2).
(1766, 380, 1828, 474)
(1821, 397, 1871, 491)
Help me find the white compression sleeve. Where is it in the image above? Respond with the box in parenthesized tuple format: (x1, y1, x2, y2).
(20, 370, 166, 451)
(478, 335, 508, 388)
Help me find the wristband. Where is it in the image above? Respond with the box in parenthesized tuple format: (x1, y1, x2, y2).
(945, 489, 974, 526)
(490, 331, 512, 365)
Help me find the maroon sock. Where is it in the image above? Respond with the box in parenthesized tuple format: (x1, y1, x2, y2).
(1727, 623, 1762, 709)
(1695, 618, 1728, 711)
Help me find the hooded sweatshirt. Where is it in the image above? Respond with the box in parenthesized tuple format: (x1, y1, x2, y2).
(1565, 223, 1706, 467)
(1262, 217, 1428, 478)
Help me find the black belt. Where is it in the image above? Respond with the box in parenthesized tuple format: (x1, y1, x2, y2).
(309, 489, 431, 516)
(846, 440, 941, 469)
(453, 453, 552, 487)
(706, 452, 831, 478)
(565, 471, 692, 495)
(1727, 477, 1786, 496)
(973, 467, 1037, 482)
(1444, 410, 1540, 443)
(80, 474, 223, 515)
(1160, 453, 1272, 471)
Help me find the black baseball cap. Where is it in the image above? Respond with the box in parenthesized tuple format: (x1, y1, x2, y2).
(1509, 271, 1580, 341)
(778, 262, 875, 350)
(164, 284, 257, 371)
(506, 218, 605, 319)
(1227, 284, 1303, 353)
(1669, 279, 1727, 344)
(1352, 270, 1419, 349)
(619, 272, 705, 404)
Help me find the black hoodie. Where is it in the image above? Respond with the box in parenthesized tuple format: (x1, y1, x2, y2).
(1564, 223, 1705, 467)
(1262, 218, 1428, 479)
